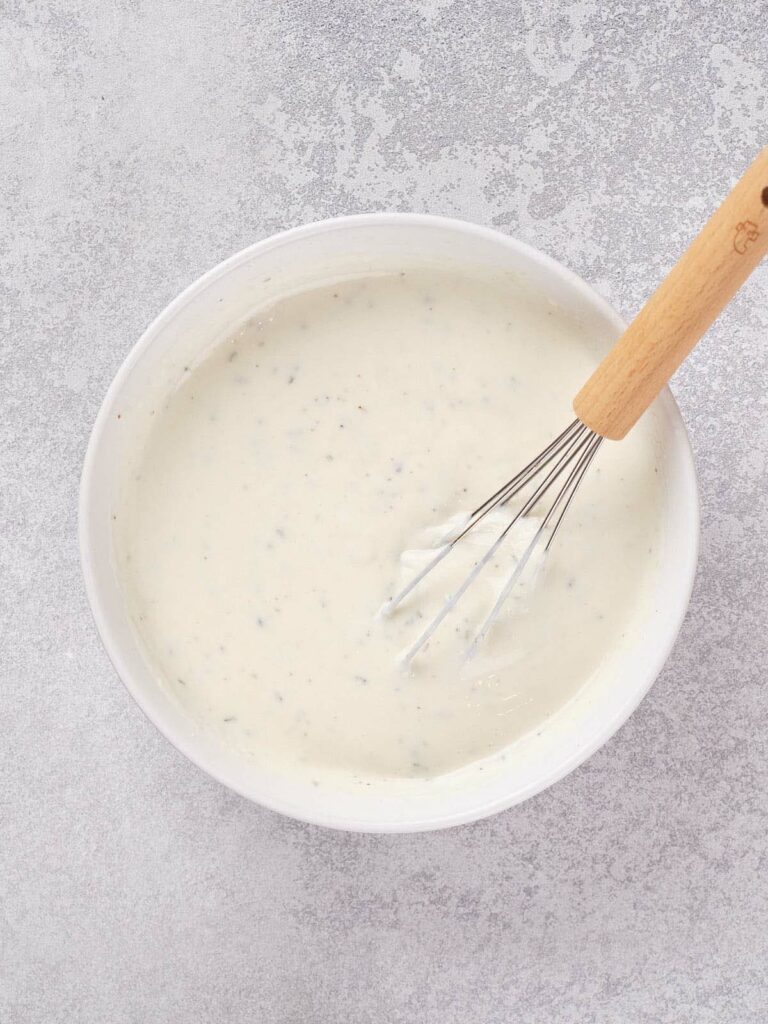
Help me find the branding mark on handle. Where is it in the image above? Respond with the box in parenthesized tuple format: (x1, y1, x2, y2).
(733, 220, 760, 254)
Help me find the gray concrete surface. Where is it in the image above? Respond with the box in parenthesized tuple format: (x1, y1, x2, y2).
(2, 2, 767, 1021)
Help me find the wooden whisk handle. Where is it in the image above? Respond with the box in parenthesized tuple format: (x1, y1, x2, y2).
(574, 147, 768, 440)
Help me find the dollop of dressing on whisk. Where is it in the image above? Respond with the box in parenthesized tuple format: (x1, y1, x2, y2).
(386, 508, 546, 667)
(114, 269, 664, 784)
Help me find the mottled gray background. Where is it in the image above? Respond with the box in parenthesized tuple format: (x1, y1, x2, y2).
(2, 1, 767, 1021)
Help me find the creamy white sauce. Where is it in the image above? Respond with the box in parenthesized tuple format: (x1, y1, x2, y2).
(114, 269, 663, 785)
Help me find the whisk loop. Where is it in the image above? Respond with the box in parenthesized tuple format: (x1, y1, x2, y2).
(383, 419, 603, 665)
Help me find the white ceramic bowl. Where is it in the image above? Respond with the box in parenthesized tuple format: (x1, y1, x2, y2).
(80, 214, 699, 832)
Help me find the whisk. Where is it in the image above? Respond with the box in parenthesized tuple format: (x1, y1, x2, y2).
(384, 147, 768, 664)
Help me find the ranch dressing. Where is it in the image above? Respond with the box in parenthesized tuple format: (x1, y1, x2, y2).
(114, 269, 663, 784)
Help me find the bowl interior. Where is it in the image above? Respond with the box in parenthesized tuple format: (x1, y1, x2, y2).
(80, 215, 699, 832)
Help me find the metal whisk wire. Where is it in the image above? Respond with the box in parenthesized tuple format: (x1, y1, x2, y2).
(382, 419, 602, 665)
(467, 426, 602, 659)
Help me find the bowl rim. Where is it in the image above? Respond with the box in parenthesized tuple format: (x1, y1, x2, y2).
(79, 212, 700, 832)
